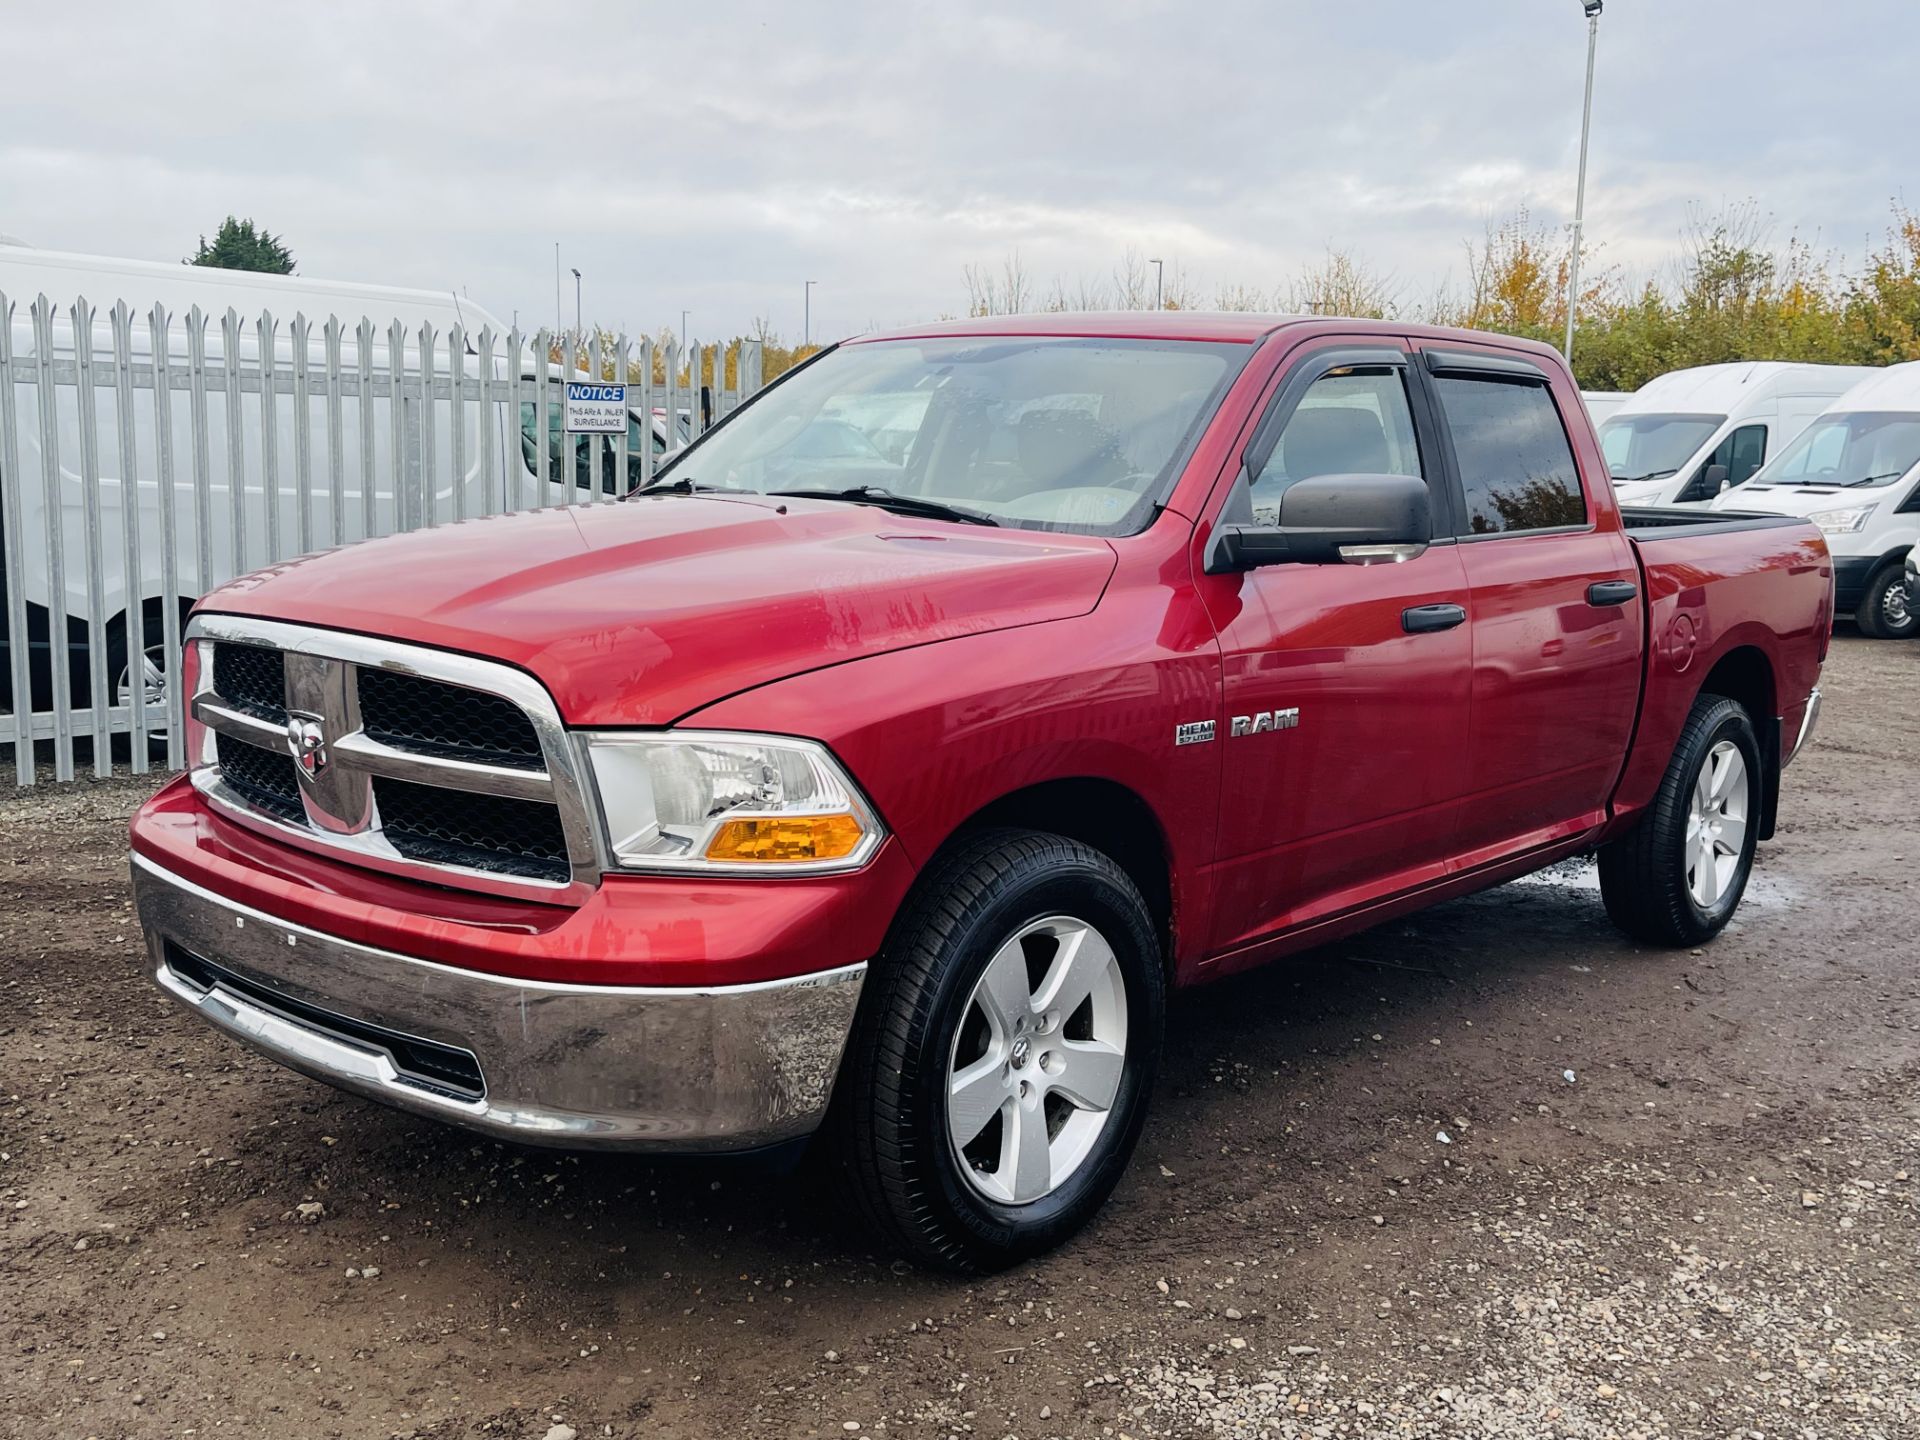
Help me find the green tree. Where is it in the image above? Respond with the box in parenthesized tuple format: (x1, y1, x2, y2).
(185, 216, 295, 274)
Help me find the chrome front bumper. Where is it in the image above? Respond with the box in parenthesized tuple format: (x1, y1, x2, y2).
(129, 853, 866, 1152)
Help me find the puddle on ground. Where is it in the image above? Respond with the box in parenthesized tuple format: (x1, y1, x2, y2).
(1512, 856, 1798, 911)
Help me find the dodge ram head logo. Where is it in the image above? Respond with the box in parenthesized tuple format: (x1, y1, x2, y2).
(285, 711, 329, 779)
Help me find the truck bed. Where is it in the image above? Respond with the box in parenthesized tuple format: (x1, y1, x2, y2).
(1619, 505, 1810, 538)
(1609, 504, 1829, 842)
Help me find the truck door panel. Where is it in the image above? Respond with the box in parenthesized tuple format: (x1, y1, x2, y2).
(1198, 344, 1476, 955)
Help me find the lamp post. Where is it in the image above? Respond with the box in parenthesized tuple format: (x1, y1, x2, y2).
(1564, 0, 1603, 365)
(804, 280, 817, 347)
(1148, 257, 1163, 311)
(680, 309, 690, 355)
(570, 268, 582, 350)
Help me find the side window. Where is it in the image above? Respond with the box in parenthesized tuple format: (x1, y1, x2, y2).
(1680, 423, 1768, 501)
(1728, 423, 1767, 486)
(1433, 376, 1586, 535)
(1249, 368, 1423, 523)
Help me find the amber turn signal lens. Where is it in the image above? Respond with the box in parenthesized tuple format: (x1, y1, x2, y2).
(704, 813, 866, 863)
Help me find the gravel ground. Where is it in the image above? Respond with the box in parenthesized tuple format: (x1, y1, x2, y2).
(2, 634, 1915, 1440)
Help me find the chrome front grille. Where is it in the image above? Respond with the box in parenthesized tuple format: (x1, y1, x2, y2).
(187, 614, 601, 901)
(358, 668, 544, 769)
(212, 642, 288, 723)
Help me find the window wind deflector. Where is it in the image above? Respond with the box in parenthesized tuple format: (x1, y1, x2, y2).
(1421, 347, 1550, 381)
(769, 485, 1002, 526)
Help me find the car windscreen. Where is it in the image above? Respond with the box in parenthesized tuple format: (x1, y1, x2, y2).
(647, 336, 1249, 535)
(1753, 411, 1920, 489)
(1598, 412, 1724, 484)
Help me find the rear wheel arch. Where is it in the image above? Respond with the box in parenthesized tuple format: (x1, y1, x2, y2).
(1692, 644, 1779, 842)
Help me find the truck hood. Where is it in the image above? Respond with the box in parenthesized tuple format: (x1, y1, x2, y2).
(200, 495, 1118, 725)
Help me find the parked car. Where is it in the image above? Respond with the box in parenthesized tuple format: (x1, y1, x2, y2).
(1600, 362, 1876, 508)
(129, 313, 1829, 1271)
(1710, 360, 1920, 638)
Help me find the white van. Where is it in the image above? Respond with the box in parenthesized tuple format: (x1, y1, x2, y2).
(1710, 361, 1920, 639)
(1599, 362, 1877, 508)
(0, 247, 675, 720)
(1582, 390, 1630, 426)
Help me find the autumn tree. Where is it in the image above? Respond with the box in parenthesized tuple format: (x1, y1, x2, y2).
(1283, 248, 1398, 319)
(1843, 204, 1920, 364)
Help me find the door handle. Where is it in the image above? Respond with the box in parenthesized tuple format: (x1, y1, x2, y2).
(1402, 603, 1467, 634)
(1586, 580, 1638, 607)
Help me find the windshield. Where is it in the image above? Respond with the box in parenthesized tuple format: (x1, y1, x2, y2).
(1753, 411, 1920, 489)
(647, 336, 1247, 534)
(1598, 412, 1724, 483)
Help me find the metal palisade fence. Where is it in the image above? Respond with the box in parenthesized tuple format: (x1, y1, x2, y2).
(0, 289, 763, 786)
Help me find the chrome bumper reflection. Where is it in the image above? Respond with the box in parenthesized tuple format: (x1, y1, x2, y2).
(1786, 686, 1822, 766)
(129, 853, 865, 1151)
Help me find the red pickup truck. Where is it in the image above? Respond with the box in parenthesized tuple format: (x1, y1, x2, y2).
(129, 314, 1829, 1270)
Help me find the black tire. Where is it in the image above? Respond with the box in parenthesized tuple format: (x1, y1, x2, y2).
(1598, 694, 1762, 947)
(828, 828, 1165, 1272)
(1855, 563, 1916, 639)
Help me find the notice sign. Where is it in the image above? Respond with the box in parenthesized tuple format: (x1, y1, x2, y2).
(564, 382, 628, 433)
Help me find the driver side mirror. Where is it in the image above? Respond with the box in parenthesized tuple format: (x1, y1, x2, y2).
(1207, 473, 1432, 573)
(1707, 462, 1731, 494)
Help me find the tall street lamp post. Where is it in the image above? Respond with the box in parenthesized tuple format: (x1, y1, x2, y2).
(805, 280, 817, 347)
(1149, 257, 1163, 311)
(1564, 0, 1603, 366)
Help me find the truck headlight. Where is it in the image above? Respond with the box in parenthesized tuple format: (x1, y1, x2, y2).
(1806, 506, 1875, 534)
(583, 731, 883, 873)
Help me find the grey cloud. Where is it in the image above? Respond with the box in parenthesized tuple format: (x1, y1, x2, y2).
(3, 0, 1914, 341)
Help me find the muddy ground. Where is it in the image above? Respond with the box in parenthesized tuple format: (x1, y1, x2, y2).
(2, 635, 1915, 1440)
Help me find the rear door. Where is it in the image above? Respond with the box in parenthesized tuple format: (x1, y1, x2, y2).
(1416, 346, 1645, 866)
(1199, 341, 1476, 954)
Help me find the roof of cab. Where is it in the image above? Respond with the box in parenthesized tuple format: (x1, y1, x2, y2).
(850, 312, 1571, 360)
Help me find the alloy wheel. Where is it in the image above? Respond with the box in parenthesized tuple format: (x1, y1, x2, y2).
(1685, 739, 1749, 908)
(946, 915, 1128, 1206)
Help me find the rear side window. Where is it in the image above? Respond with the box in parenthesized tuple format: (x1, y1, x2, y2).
(1434, 376, 1586, 535)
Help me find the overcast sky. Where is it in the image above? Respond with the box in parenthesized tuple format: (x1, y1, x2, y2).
(3, 1, 1914, 343)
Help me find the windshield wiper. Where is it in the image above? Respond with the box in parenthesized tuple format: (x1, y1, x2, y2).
(635, 475, 752, 496)
(1843, 471, 1907, 488)
(770, 485, 1001, 526)
(1612, 467, 1679, 485)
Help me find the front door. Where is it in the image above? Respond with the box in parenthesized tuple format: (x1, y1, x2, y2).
(1197, 342, 1476, 956)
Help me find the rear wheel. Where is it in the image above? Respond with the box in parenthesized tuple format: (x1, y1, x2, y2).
(1855, 563, 1916, 639)
(1598, 694, 1761, 946)
(830, 829, 1164, 1271)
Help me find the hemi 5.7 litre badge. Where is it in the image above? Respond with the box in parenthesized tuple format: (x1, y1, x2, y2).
(1173, 721, 1216, 746)
(1231, 708, 1300, 737)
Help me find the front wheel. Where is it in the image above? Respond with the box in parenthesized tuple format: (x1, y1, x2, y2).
(1856, 563, 1916, 639)
(829, 829, 1165, 1271)
(1598, 694, 1761, 946)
